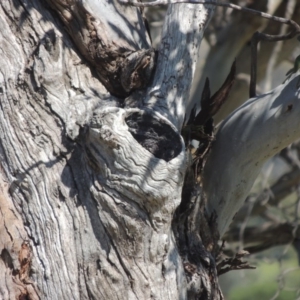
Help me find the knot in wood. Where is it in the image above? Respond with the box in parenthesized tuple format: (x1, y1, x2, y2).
(121, 48, 156, 93)
(125, 111, 182, 162)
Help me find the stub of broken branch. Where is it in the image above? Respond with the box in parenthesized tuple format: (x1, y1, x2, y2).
(194, 60, 236, 126)
(217, 250, 256, 276)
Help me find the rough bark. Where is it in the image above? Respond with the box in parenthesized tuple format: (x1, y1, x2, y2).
(1, 0, 300, 299)
(190, 0, 300, 123)
(0, 0, 219, 299)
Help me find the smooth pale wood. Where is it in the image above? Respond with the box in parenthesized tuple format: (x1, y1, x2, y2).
(203, 72, 300, 237)
(144, 3, 215, 130)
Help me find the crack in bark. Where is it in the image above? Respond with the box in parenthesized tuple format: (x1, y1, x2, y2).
(125, 111, 182, 161)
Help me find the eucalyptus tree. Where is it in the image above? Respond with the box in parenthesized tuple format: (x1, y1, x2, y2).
(0, 0, 300, 299)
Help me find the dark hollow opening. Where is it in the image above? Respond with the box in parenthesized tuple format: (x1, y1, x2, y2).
(125, 112, 182, 162)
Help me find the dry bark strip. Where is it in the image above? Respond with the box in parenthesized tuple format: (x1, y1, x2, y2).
(46, 0, 155, 97)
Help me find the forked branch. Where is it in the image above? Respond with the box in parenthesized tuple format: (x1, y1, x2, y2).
(120, 0, 300, 98)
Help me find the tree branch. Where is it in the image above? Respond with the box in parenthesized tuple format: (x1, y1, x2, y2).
(193, 1, 300, 124)
(226, 222, 300, 253)
(250, 28, 299, 98)
(203, 71, 300, 237)
(120, 0, 300, 33)
(232, 167, 300, 224)
(139, 3, 216, 130)
(264, 0, 296, 92)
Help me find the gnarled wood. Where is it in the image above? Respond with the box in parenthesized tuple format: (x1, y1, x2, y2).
(0, 0, 219, 299)
(1, 0, 300, 299)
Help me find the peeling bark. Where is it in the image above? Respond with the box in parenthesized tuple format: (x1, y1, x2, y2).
(1, 0, 300, 299)
(0, 0, 218, 299)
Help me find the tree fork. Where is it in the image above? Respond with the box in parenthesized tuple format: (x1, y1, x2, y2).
(1, 0, 300, 299)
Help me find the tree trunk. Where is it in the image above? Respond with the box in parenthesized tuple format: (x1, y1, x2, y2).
(0, 0, 218, 299)
(0, 0, 300, 299)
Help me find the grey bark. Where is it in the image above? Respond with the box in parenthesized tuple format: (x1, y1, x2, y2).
(0, 0, 300, 299)
(0, 0, 218, 299)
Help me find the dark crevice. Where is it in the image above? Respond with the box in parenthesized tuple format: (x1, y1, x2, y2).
(125, 112, 182, 162)
(1, 248, 14, 270)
